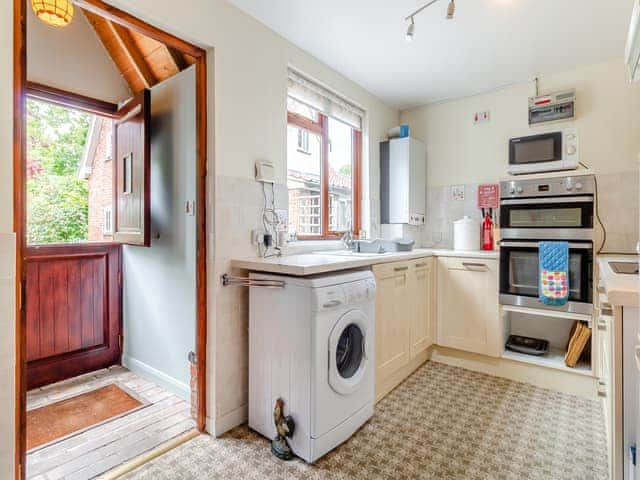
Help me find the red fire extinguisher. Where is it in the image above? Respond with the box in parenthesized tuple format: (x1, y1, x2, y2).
(481, 209, 494, 251)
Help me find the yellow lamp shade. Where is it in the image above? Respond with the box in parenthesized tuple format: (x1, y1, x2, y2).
(31, 0, 74, 27)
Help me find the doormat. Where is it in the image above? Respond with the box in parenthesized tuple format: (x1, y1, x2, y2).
(27, 383, 145, 451)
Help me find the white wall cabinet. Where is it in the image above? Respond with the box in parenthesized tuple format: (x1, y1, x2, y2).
(373, 257, 435, 400)
(436, 257, 500, 357)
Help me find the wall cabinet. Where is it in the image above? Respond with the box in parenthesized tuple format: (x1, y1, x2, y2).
(436, 257, 500, 357)
(373, 257, 435, 400)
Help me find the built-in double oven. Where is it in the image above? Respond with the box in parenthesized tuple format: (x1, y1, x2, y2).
(498, 175, 595, 315)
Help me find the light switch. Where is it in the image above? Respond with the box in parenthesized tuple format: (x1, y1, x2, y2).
(185, 200, 195, 216)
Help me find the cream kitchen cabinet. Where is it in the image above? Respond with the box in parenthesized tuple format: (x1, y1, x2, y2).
(410, 258, 436, 357)
(373, 257, 435, 401)
(436, 256, 500, 357)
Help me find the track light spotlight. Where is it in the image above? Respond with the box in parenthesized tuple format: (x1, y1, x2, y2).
(406, 17, 415, 42)
(446, 0, 455, 19)
(404, 0, 457, 41)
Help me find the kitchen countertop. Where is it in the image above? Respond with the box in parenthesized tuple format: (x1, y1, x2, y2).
(230, 248, 498, 276)
(597, 255, 640, 307)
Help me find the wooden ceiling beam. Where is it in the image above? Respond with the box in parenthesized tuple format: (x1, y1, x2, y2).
(109, 22, 157, 90)
(167, 46, 188, 72)
(83, 10, 156, 93)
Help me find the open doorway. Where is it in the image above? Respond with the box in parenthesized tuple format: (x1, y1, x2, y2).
(13, 1, 208, 479)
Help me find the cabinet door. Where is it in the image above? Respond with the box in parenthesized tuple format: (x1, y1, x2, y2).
(436, 257, 500, 357)
(373, 262, 412, 383)
(410, 258, 434, 358)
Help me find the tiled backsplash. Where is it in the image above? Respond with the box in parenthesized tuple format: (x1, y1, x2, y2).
(415, 171, 639, 253)
(422, 182, 487, 249)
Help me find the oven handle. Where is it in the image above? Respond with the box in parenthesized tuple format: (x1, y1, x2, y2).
(499, 241, 593, 249)
(500, 196, 593, 205)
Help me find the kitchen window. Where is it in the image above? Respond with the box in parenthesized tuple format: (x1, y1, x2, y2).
(286, 69, 363, 240)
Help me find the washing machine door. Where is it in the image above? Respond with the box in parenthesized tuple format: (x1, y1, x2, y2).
(328, 309, 369, 395)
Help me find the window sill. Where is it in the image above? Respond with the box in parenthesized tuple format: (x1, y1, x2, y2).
(283, 239, 344, 255)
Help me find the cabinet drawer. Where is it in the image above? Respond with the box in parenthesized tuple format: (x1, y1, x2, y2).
(439, 256, 496, 271)
(372, 260, 412, 278)
(411, 257, 434, 270)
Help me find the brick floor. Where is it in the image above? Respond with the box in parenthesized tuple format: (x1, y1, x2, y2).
(26, 366, 196, 480)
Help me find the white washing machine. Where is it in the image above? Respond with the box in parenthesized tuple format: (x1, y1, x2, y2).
(248, 269, 376, 463)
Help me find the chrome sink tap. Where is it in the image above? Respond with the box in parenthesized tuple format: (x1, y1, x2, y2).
(341, 230, 355, 250)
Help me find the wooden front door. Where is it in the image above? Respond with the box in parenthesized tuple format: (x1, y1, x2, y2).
(25, 243, 122, 389)
(114, 89, 151, 246)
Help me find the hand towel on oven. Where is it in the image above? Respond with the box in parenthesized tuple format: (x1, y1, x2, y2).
(539, 241, 569, 306)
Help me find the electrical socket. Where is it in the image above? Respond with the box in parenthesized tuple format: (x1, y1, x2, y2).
(251, 229, 265, 246)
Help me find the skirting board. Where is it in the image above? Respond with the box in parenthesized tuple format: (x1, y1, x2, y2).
(431, 346, 598, 399)
(123, 355, 190, 402)
(212, 404, 247, 437)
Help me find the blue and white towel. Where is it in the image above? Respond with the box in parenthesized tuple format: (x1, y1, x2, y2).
(539, 241, 569, 306)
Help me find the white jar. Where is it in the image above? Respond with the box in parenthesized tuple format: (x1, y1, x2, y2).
(453, 216, 480, 251)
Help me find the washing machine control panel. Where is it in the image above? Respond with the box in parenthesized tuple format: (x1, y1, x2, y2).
(314, 280, 375, 311)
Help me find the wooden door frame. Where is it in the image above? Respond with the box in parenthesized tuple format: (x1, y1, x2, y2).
(13, 1, 209, 478)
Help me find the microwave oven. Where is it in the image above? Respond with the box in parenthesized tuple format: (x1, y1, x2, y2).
(507, 129, 579, 175)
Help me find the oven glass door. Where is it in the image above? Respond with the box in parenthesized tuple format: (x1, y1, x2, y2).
(499, 241, 593, 304)
(500, 197, 593, 229)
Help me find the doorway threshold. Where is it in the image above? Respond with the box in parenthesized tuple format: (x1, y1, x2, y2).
(26, 366, 195, 480)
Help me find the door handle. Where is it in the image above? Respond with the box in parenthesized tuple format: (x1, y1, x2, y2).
(394, 266, 409, 272)
(462, 262, 487, 269)
(635, 345, 640, 371)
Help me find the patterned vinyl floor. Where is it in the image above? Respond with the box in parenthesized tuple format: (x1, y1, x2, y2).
(122, 361, 608, 480)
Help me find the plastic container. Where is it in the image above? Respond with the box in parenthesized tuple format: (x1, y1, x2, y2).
(453, 216, 480, 251)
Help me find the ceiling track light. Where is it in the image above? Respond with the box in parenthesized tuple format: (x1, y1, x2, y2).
(404, 0, 456, 41)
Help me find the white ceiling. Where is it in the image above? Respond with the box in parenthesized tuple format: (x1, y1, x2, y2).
(227, 0, 634, 109)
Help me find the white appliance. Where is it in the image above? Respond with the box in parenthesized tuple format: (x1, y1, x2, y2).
(507, 129, 579, 175)
(453, 216, 480, 251)
(249, 269, 376, 463)
(380, 137, 426, 226)
(626, 0, 640, 82)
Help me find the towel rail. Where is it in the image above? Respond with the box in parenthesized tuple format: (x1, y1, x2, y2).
(221, 274, 285, 289)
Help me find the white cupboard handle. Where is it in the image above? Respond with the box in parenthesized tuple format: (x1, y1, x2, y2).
(635, 345, 640, 371)
(462, 262, 487, 269)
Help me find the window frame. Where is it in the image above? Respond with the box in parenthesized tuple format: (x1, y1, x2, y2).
(287, 109, 361, 240)
(24, 84, 118, 247)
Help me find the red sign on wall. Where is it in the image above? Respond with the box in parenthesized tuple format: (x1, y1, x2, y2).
(477, 184, 499, 209)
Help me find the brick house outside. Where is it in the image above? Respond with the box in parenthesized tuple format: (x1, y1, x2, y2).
(78, 116, 114, 242)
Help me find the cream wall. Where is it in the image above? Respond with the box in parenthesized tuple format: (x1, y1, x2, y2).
(0, 2, 399, 461)
(401, 59, 640, 186)
(401, 59, 640, 252)
(27, 5, 131, 103)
